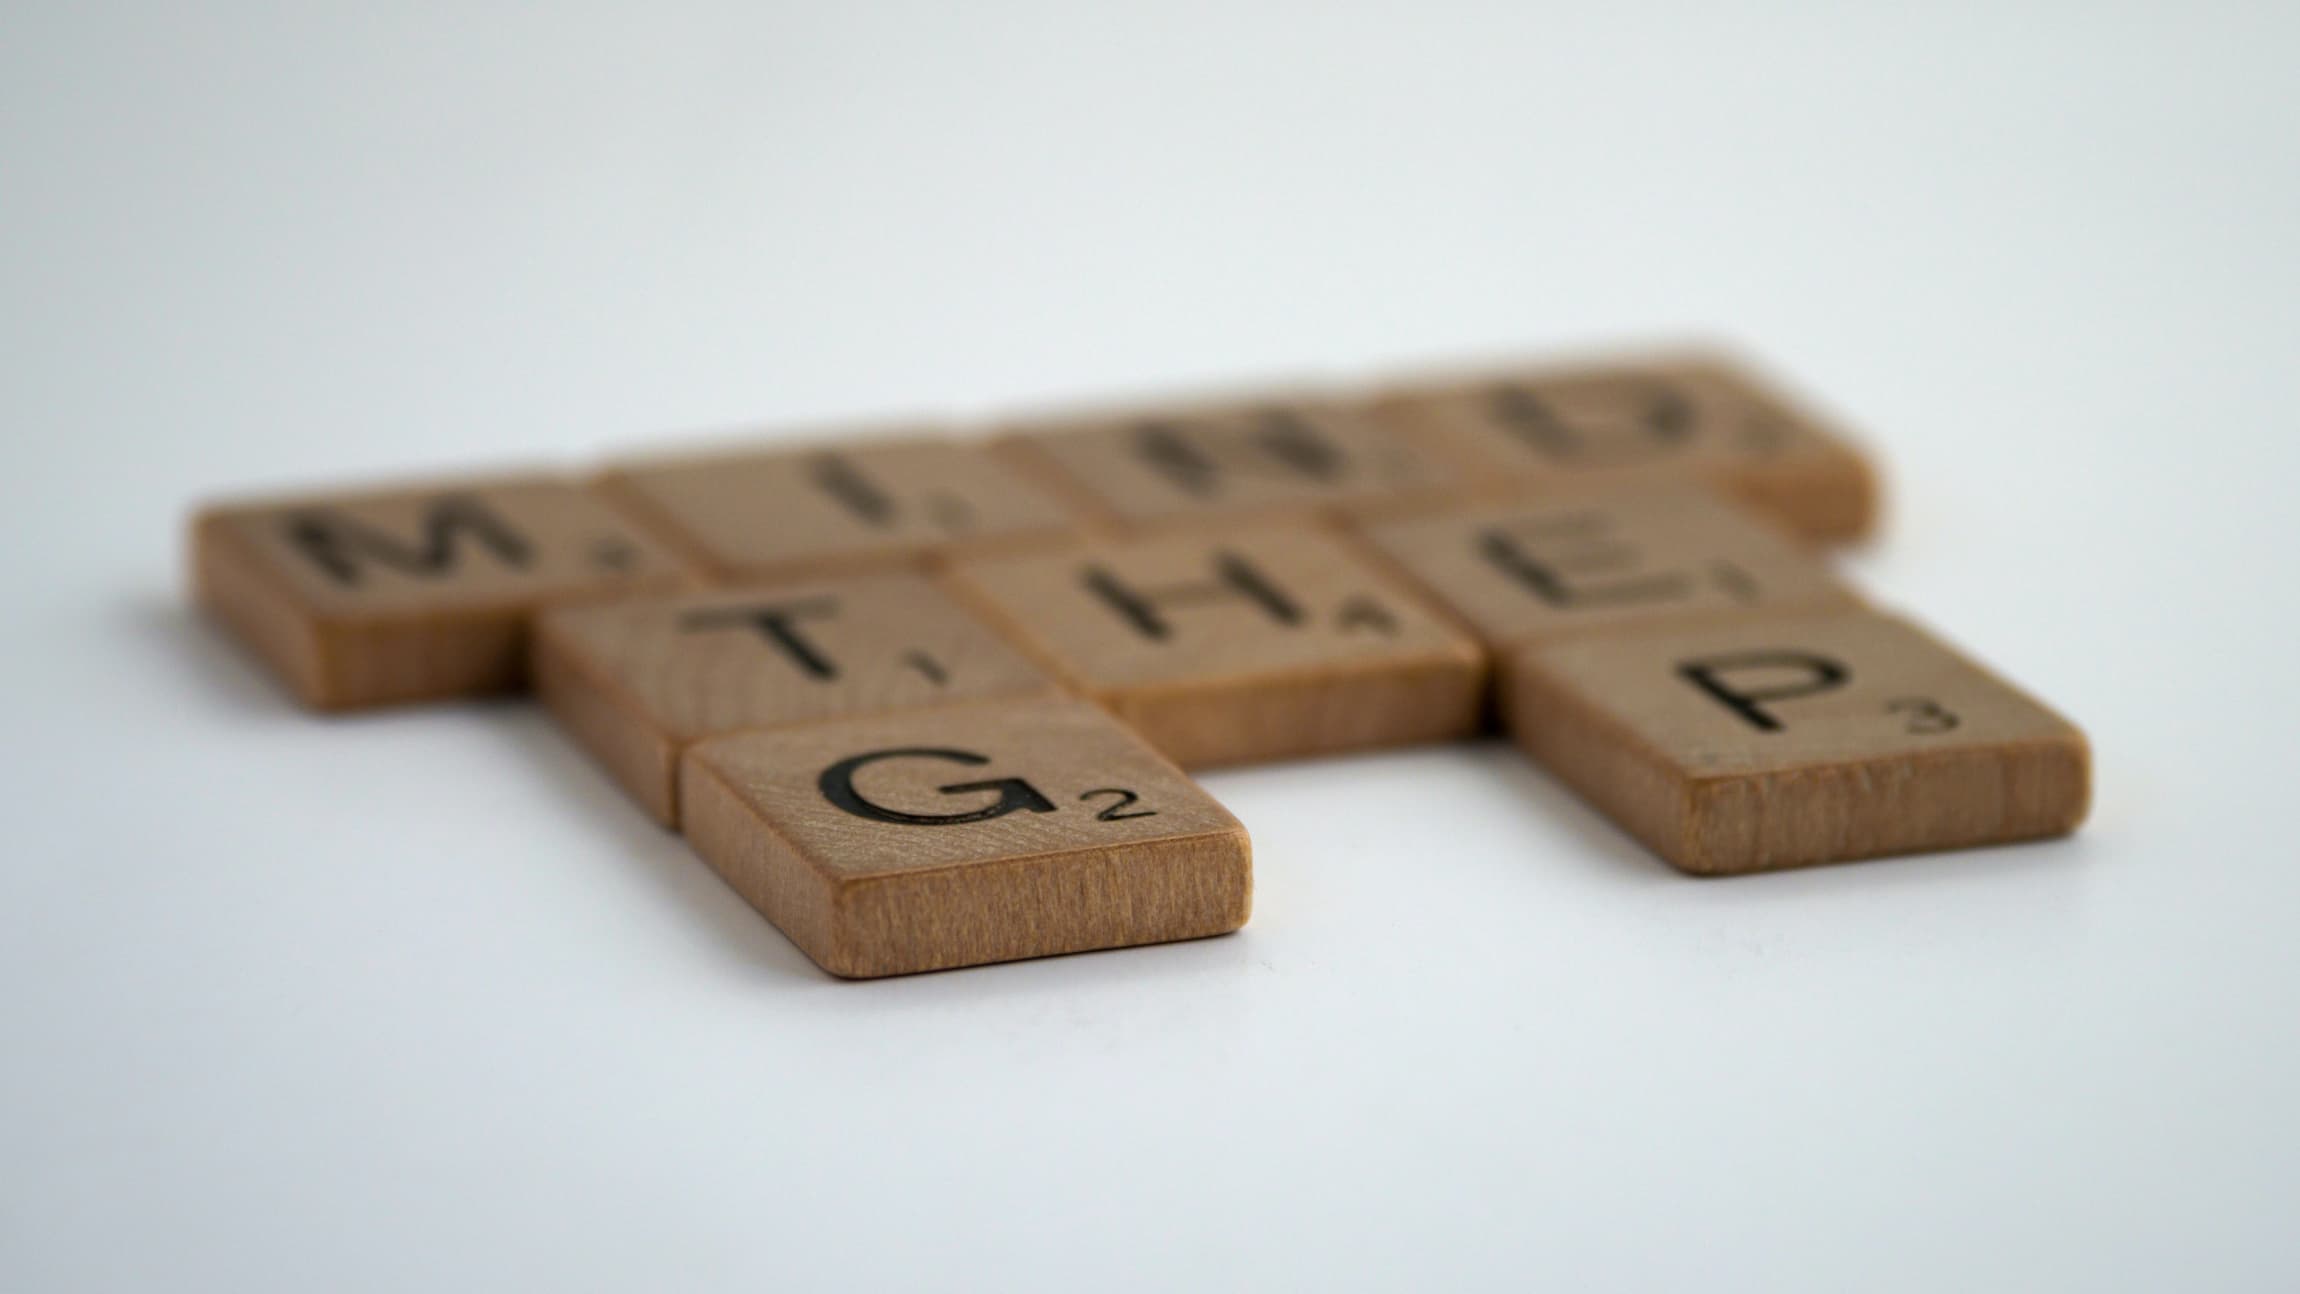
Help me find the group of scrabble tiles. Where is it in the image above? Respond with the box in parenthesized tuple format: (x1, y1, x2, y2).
(192, 350, 2091, 978)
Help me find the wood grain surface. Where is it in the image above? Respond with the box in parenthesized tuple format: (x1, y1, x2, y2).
(1353, 481, 1859, 654)
(680, 697, 1252, 977)
(1361, 350, 1879, 542)
(193, 474, 691, 710)
(1503, 610, 2090, 875)
(947, 525, 1485, 767)
(993, 394, 1462, 530)
(534, 573, 1064, 826)
(597, 433, 1083, 581)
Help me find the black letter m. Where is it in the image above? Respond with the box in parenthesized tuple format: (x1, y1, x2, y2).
(282, 494, 533, 587)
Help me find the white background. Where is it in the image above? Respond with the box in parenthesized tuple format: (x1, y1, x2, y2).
(4, 3, 2296, 1290)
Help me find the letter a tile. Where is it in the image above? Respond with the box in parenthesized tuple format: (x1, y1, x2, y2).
(681, 698, 1252, 977)
(534, 573, 1064, 826)
(948, 527, 1485, 767)
(1503, 610, 2090, 875)
(193, 474, 693, 710)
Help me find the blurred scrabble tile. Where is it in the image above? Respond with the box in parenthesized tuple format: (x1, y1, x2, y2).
(1363, 351, 1879, 542)
(596, 433, 1083, 582)
(1503, 610, 2089, 875)
(949, 527, 1484, 767)
(682, 697, 1252, 978)
(994, 395, 1462, 530)
(1354, 482, 1859, 655)
(193, 474, 691, 710)
(534, 573, 1064, 826)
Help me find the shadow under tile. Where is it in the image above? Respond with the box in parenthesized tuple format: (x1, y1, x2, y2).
(471, 703, 834, 984)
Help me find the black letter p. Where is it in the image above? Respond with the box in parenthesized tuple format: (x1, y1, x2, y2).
(1676, 651, 1850, 733)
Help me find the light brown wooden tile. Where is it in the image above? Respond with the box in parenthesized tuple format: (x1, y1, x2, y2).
(1503, 610, 2089, 875)
(1353, 481, 1860, 655)
(948, 527, 1485, 768)
(534, 573, 1065, 827)
(681, 697, 1252, 977)
(1362, 351, 1879, 542)
(193, 474, 692, 710)
(994, 395, 1463, 531)
(596, 434, 1084, 582)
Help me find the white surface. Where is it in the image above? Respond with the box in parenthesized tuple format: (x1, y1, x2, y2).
(4, 3, 2296, 1290)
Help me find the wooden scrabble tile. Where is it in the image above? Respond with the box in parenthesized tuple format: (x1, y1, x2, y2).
(595, 433, 1083, 582)
(948, 527, 1485, 768)
(534, 573, 1065, 827)
(1353, 482, 1860, 655)
(993, 395, 1463, 530)
(681, 697, 1252, 977)
(1502, 610, 2089, 875)
(1362, 351, 1879, 542)
(193, 474, 692, 710)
